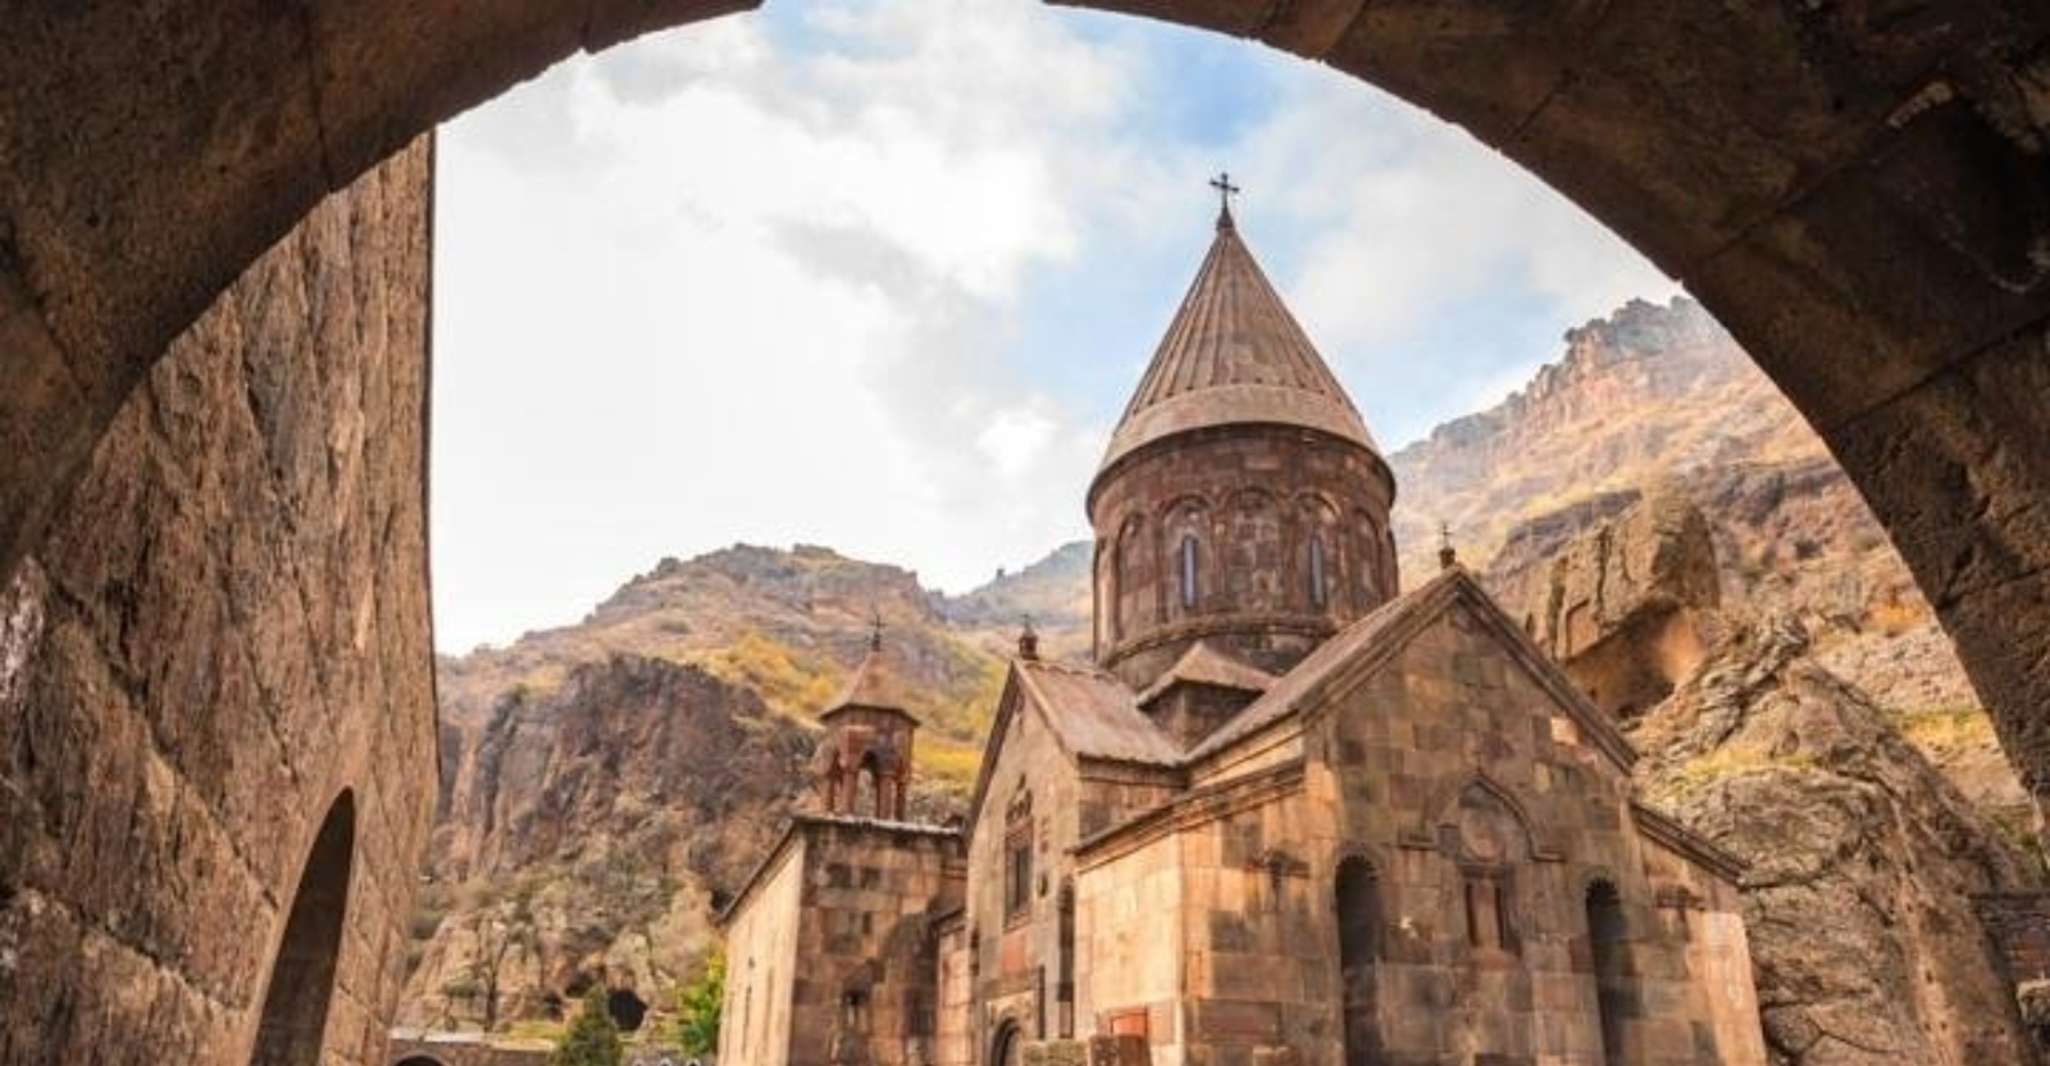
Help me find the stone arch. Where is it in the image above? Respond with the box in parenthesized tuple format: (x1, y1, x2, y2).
(990, 1017, 1025, 1066)
(0, 5, 2042, 824)
(248, 790, 355, 1066)
(1418, 774, 1557, 863)
(391, 1058, 447, 1066)
(6, 15, 2050, 1064)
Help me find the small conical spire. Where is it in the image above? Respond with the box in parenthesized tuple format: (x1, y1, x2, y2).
(1018, 615, 1040, 661)
(1209, 171, 1240, 232)
(1438, 520, 1458, 570)
(868, 606, 884, 651)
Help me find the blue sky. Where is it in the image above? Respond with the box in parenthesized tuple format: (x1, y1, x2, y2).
(429, 0, 1677, 653)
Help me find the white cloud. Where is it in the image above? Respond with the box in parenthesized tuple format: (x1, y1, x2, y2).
(429, 0, 1683, 652)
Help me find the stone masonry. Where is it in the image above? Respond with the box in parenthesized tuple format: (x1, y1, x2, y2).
(0, 140, 437, 1066)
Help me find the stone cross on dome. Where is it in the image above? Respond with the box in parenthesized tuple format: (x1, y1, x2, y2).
(1210, 171, 1241, 230)
(1439, 520, 1459, 570)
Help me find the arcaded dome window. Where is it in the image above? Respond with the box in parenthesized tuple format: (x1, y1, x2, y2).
(1309, 534, 1328, 608)
(1179, 534, 1200, 608)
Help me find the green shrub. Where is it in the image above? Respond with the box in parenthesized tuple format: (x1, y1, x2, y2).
(551, 989, 623, 1066)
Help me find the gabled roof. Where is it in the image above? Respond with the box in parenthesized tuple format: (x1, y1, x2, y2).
(963, 657, 1183, 833)
(1096, 213, 1380, 478)
(1016, 659, 1183, 766)
(1184, 567, 1638, 772)
(1135, 640, 1277, 706)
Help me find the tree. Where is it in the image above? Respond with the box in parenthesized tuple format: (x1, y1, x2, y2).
(674, 950, 725, 1056)
(551, 988, 624, 1066)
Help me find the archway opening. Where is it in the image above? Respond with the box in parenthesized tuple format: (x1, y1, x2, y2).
(393, 1058, 448, 1066)
(248, 791, 356, 1066)
(991, 1019, 1023, 1066)
(1586, 880, 1630, 1066)
(1335, 856, 1384, 1066)
(608, 987, 649, 1032)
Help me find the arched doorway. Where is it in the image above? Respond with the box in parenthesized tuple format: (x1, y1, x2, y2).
(392, 1058, 447, 1066)
(1586, 880, 1630, 1066)
(990, 1019, 1023, 1066)
(248, 791, 356, 1066)
(1335, 856, 1384, 1066)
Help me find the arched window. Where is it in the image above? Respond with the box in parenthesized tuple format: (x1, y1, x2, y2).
(991, 1019, 1023, 1066)
(1587, 881, 1629, 1066)
(1335, 857, 1385, 1066)
(1309, 534, 1329, 608)
(248, 792, 355, 1066)
(1179, 534, 1199, 609)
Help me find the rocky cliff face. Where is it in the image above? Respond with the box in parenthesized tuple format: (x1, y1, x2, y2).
(1633, 619, 2039, 1065)
(1489, 491, 2044, 1062)
(1398, 296, 2030, 833)
(403, 654, 814, 1032)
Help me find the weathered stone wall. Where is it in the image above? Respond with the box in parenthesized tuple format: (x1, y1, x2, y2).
(1072, 591, 1764, 1066)
(0, 138, 436, 1065)
(966, 697, 1085, 1055)
(720, 835, 805, 1066)
(1089, 426, 1397, 691)
(785, 819, 962, 1066)
(723, 817, 963, 1066)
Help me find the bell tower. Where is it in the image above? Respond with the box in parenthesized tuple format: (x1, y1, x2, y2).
(1088, 183, 1399, 692)
(809, 618, 919, 821)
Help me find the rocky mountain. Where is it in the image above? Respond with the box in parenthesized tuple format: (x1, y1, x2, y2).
(402, 654, 814, 1033)
(405, 295, 2037, 1044)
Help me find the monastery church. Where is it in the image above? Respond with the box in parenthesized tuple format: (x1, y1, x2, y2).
(717, 192, 1770, 1066)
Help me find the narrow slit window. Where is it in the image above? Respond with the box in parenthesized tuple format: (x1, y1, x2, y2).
(1180, 533, 1197, 606)
(1309, 535, 1328, 607)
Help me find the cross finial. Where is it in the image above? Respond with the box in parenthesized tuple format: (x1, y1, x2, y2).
(1438, 521, 1458, 571)
(869, 607, 884, 651)
(1209, 171, 1241, 230)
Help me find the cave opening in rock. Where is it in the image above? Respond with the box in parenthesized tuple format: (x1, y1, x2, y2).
(607, 987, 648, 1032)
(248, 791, 356, 1066)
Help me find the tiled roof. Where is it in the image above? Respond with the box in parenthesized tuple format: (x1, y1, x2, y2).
(1015, 659, 1183, 767)
(1135, 640, 1278, 706)
(1098, 215, 1379, 474)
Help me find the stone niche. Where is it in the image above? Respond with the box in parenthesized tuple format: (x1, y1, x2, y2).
(0, 138, 438, 1066)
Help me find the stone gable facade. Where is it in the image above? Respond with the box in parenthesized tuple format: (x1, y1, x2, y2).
(719, 209, 1768, 1066)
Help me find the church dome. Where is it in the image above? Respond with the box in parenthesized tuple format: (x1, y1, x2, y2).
(1093, 207, 1382, 483)
(1087, 193, 1399, 693)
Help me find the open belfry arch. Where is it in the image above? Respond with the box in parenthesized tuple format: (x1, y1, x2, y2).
(0, 4, 2047, 1065)
(716, 198, 1771, 1064)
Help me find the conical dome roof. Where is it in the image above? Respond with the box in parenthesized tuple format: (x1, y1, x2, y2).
(1097, 212, 1378, 476)
(820, 626, 917, 723)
